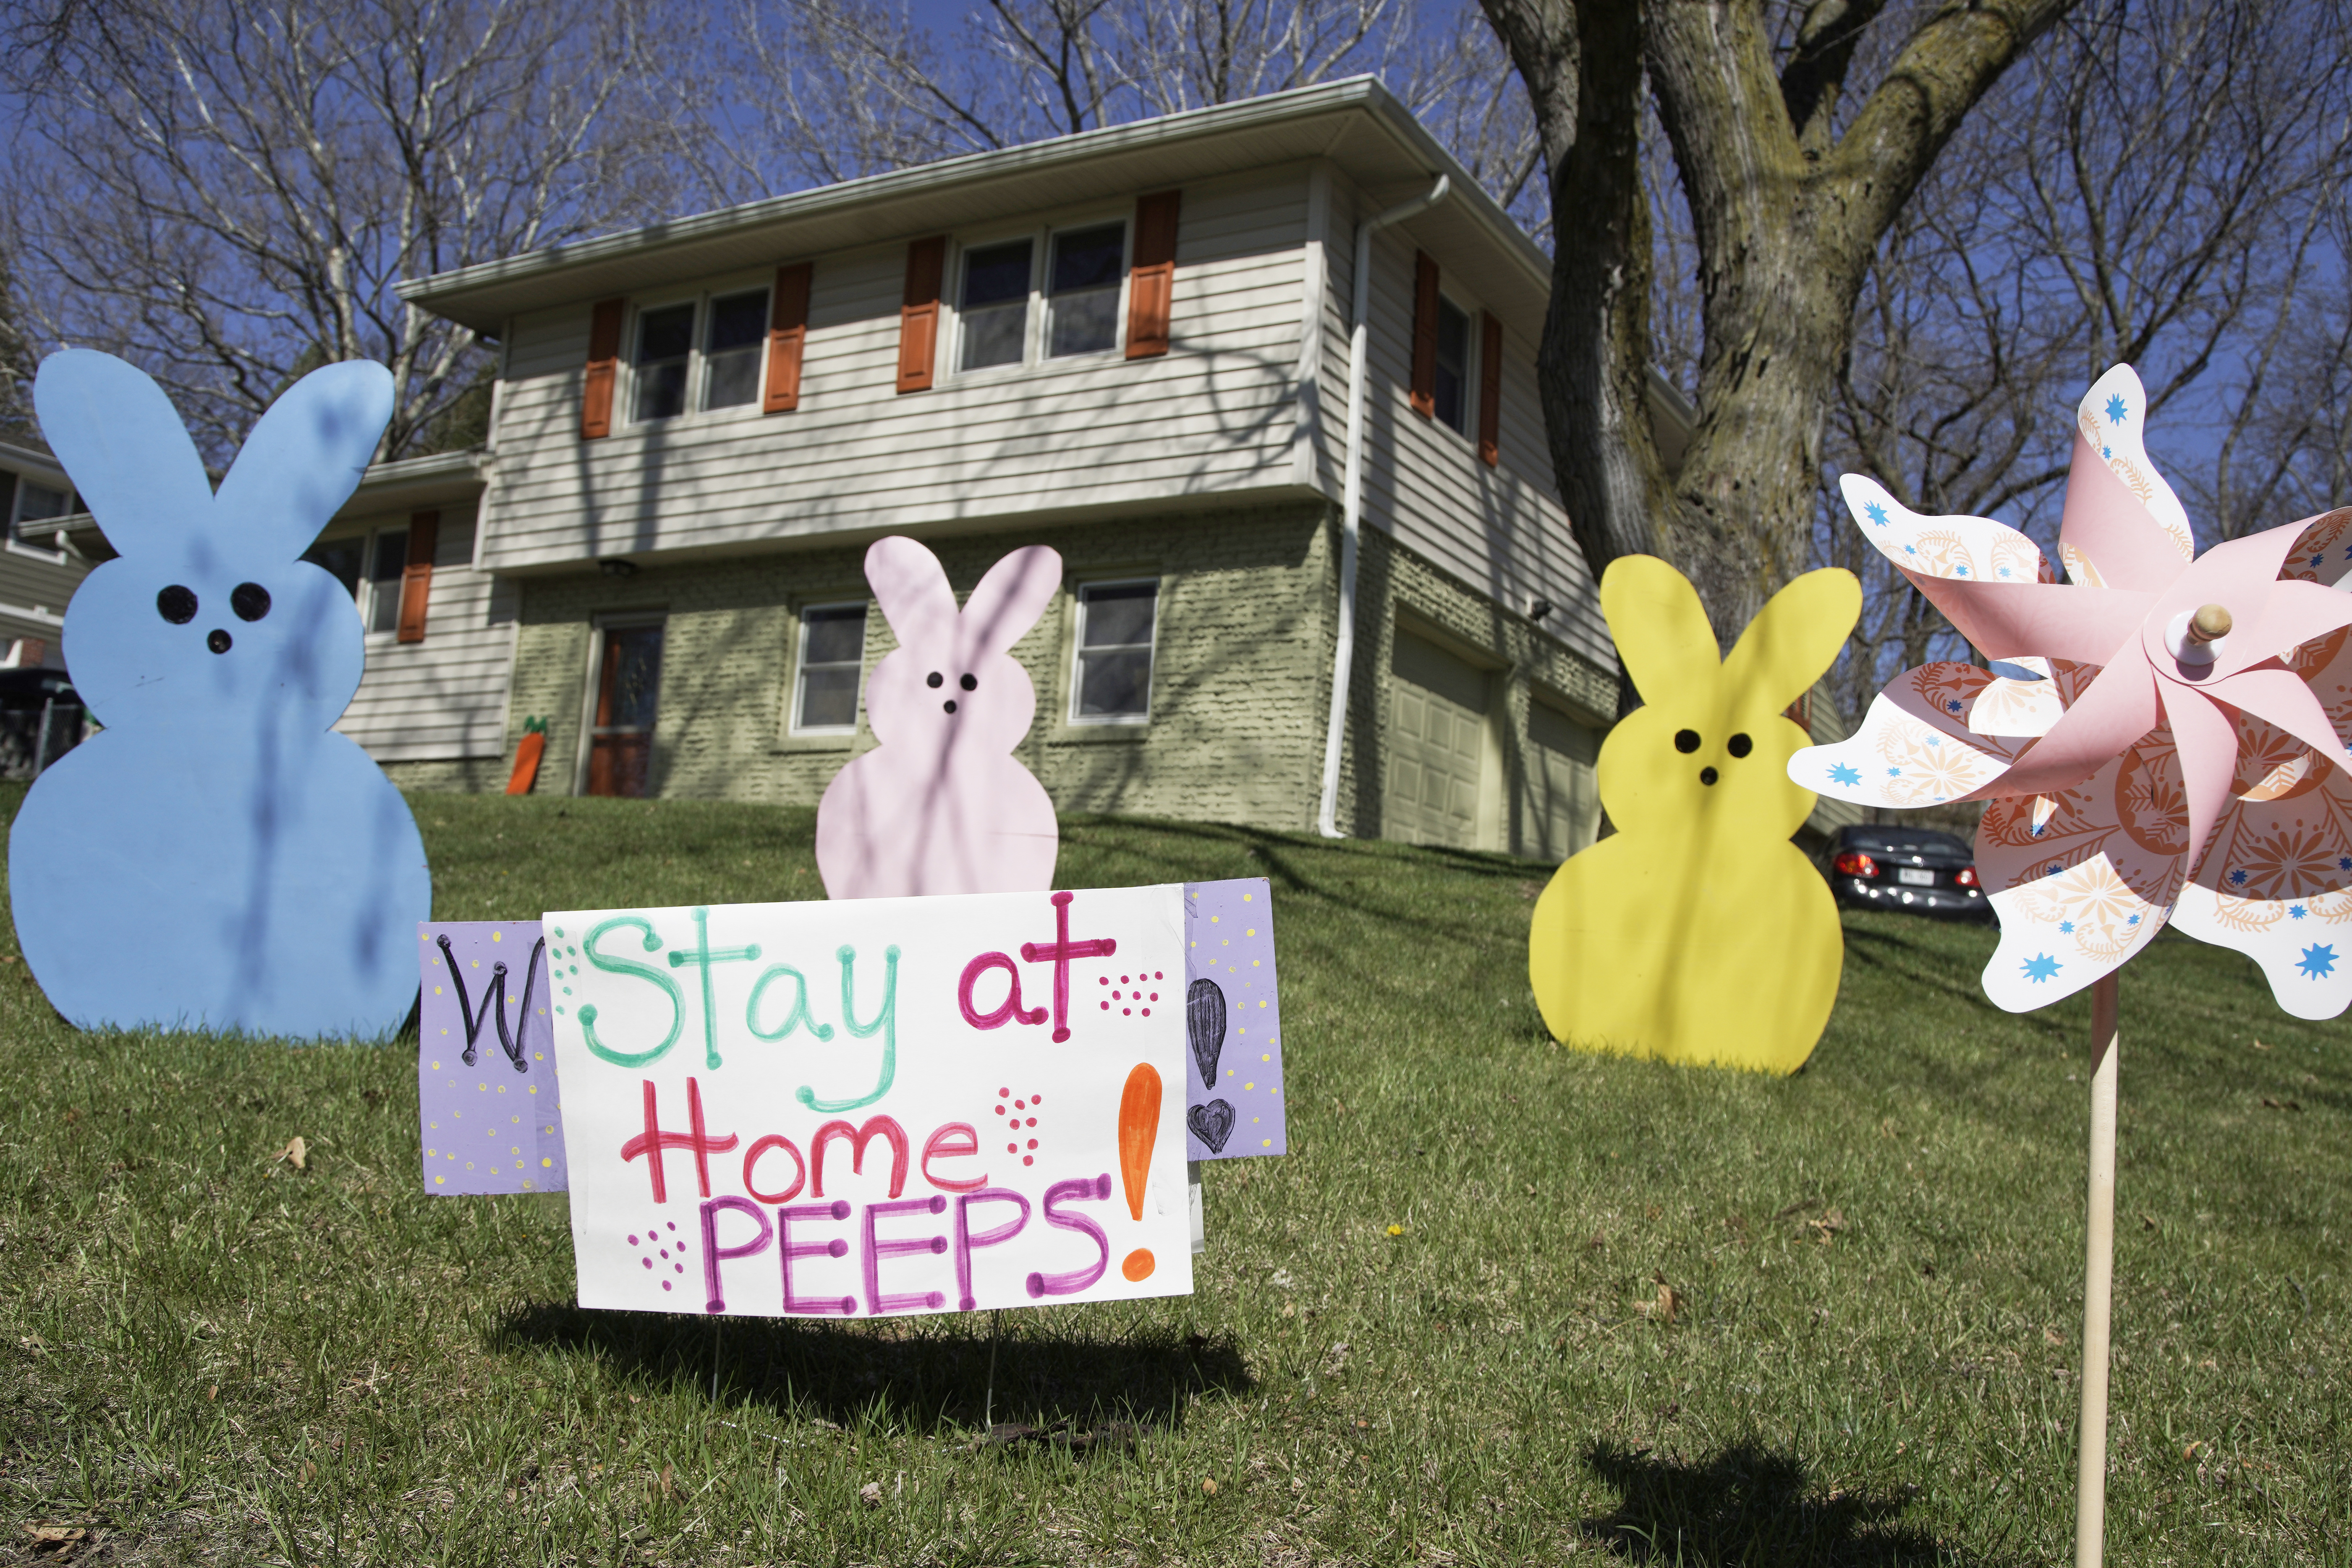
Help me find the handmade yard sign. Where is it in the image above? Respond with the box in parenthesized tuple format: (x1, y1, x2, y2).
(816, 537, 1062, 899)
(1183, 878, 1287, 1159)
(418, 921, 568, 1194)
(1793, 363, 2352, 1568)
(9, 350, 432, 1040)
(545, 885, 1197, 1317)
(1528, 556, 1860, 1074)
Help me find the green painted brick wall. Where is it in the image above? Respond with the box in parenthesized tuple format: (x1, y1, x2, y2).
(382, 500, 1628, 860)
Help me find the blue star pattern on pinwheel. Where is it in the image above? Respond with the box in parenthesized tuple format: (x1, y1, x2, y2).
(2022, 954, 2062, 983)
(2105, 393, 2129, 424)
(1828, 763, 1861, 787)
(2290, 904, 2308, 920)
(1864, 501, 1889, 527)
(2297, 944, 2337, 980)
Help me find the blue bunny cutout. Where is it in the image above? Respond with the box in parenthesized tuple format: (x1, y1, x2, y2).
(10, 350, 432, 1040)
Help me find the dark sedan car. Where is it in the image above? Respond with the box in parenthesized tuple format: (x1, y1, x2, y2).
(1825, 823, 1991, 920)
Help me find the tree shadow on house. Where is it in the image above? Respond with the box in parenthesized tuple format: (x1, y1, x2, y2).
(494, 1300, 1252, 1443)
(1578, 1439, 2020, 1566)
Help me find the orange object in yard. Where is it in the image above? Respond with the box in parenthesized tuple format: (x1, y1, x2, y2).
(505, 718, 548, 795)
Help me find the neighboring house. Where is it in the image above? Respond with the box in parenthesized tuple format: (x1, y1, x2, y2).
(0, 436, 90, 670)
(362, 76, 1627, 859)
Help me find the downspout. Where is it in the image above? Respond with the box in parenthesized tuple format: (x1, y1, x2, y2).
(1317, 173, 1450, 837)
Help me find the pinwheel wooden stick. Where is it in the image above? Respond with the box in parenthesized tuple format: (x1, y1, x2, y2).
(2075, 972, 2118, 1568)
(1792, 363, 2352, 1565)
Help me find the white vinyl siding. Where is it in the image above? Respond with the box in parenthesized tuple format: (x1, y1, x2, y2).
(479, 169, 1310, 572)
(1332, 199, 1609, 673)
(332, 504, 518, 762)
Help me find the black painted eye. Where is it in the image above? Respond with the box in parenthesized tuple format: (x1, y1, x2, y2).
(1727, 732, 1753, 758)
(943, 700, 958, 714)
(959, 673, 977, 691)
(926, 672, 943, 688)
(206, 629, 233, 655)
(1699, 766, 1719, 786)
(231, 582, 271, 621)
(157, 585, 197, 624)
(1674, 729, 1701, 754)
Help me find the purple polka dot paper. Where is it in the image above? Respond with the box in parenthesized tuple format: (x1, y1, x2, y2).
(1183, 878, 1287, 1159)
(418, 921, 568, 1195)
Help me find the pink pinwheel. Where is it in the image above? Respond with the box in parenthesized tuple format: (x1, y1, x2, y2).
(1794, 363, 2352, 1568)
(1797, 365, 2352, 1016)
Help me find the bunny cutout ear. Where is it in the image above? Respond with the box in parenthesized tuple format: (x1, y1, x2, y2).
(1601, 555, 1724, 706)
(32, 350, 215, 557)
(960, 545, 1062, 656)
(865, 536, 960, 636)
(214, 360, 394, 560)
(1721, 567, 1861, 711)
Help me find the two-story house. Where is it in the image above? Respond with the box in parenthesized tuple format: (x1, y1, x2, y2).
(330, 78, 1645, 857)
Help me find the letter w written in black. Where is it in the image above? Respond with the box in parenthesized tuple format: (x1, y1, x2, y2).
(436, 933, 547, 1073)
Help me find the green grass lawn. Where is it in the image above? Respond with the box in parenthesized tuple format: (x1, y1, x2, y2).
(0, 787, 2345, 1566)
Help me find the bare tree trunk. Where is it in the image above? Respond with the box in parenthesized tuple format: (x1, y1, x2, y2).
(1480, 0, 1669, 663)
(1484, 0, 2075, 640)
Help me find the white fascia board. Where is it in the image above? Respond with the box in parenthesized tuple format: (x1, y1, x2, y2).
(399, 76, 1556, 336)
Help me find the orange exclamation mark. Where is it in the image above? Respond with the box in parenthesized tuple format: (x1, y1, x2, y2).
(1117, 1063, 1159, 1282)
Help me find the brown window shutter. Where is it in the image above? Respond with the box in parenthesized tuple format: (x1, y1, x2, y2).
(1410, 252, 1439, 420)
(1478, 312, 1504, 467)
(396, 510, 439, 644)
(1126, 189, 1181, 359)
(897, 237, 946, 393)
(581, 297, 626, 440)
(766, 262, 813, 413)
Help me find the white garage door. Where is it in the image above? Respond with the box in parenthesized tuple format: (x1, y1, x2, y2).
(1527, 698, 1600, 862)
(1386, 629, 1490, 849)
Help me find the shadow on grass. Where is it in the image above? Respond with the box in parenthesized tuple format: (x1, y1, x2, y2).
(494, 1301, 1253, 1438)
(1580, 1439, 2010, 1565)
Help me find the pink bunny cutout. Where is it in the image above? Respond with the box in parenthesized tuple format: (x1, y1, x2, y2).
(816, 536, 1063, 899)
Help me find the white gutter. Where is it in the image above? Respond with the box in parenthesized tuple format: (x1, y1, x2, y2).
(1317, 173, 1449, 838)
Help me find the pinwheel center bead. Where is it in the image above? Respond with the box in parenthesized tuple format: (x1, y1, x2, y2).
(2187, 603, 2233, 644)
(2164, 601, 2234, 670)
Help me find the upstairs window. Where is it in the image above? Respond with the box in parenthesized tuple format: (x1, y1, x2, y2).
(959, 240, 1033, 371)
(630, 286, 772, 424)
(793, 604, 868, 734)
(953, 219, 1129, 375)
(702, 288, 769, 410)
(1047, 223, 1125, 357)
(8, 474, 75, 548)
(1071, 580, 1157, 724)
(1432, 297, 1471, 434)
(633, 303, 695, 421)
(303, 526, 408, 636)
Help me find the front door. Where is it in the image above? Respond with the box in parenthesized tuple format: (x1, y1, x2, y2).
(587, 623, 664, 797)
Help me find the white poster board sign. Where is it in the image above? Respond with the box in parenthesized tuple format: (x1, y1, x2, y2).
(545, 886, 1192, 1317)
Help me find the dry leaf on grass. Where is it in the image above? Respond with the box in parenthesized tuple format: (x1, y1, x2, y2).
(275, 1136, 308, 1170)
(2261, 1098, 2303, 1112)
(858, 1480, 883, 1508)
(1201, 1477, 1219, 1495)
(24, 1523, 89, 1552)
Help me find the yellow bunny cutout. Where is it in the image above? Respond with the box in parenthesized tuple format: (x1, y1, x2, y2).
(1530, 557, 1861, 1074)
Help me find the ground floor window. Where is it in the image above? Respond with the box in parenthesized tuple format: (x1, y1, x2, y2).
(793, 603, 867, 734)
(1071, 579, 1157, 722)
(587, 620, 665, 798)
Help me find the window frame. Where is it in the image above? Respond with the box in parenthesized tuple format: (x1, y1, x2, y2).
(622, 280, 774, 429)
(789, 600, 870, 737)
(1067, 576, 1160, 727)
(4, 468, 77, 561)
(945, 213, 1133, 382)
(304, 524, 412, 641)
(1429, 291, 1475, 438)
